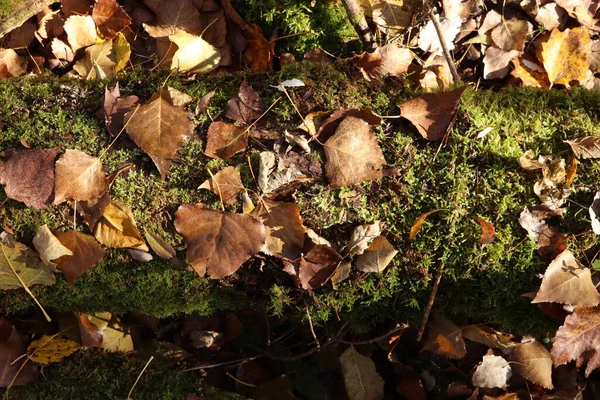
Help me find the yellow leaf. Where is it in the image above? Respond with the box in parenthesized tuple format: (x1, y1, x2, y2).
(113, 32, 130, 73)
(27, 335, 80, 364)
(169, 30, 221, 73)
(541, 27, 591, 86)
(93, 201, 148, 251)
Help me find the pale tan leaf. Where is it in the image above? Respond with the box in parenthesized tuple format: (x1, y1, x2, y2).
(53, 149, 108, 205)
(490, 16, 531, 52)
(169, 29, 221, 73)
(162, 86, 194, 107)
(355, 236, 397, 273)
(331, 261, 351, 290)
(64, 15, 97, 52)
(33, 224, 73, 266)
(347, 221, 383, 255)
(472, 355, 512, 388)
(339, 346, 384, 400)
(0, 49, 27, 78)
(517, 150, 543, 170)
(518, 205, 567, 260)
(512, 341, 554, 389)
(483, 47, 520, 80)
(50, 38, 74, 62)
(73, 40, 116, 79)
(143, 0, 203, 38)
(351, 44, 414, 80)
(565, 136, 600, 159)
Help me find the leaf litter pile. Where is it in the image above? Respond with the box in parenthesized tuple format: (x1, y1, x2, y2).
(3, 0, 600, 399)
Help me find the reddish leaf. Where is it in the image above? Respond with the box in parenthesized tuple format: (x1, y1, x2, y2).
(174, 204, 265, 278)
(0, 325, 37, 388)
(92, 0, 131, 40)
(77, 314, 103, 348)
(223, 80, 265, 124)
(0, 147, 60, 209)
(298, 244, 342, 290)
(101, 83, 140, 136)
(204, 121, 248, 160)
(475, 216, 495, 244)
(54, 230, 106, 284)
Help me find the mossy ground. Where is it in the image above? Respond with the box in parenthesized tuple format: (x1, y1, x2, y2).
(2, 61, 600, 341)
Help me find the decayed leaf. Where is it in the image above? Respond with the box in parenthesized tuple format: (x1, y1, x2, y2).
(53, 231, 106, 284)
(475, 216, 495, 244)
(533, 250, 600, 306)
(409, 210, 439, 241)
(323, 116, 387, 188)
(551, 306, 600, 377)
(257, 151, 305, 194)
(0, 241, 55, 290)
(93, 200, 148, 250)
(0, 49, 27, 78)
(79, 312, 134, 352)
(27, 335, 80, 364)
(195, 90, 215, 115)
(169, 30, 221, 73)
(298, 245, 342, 290)
(534, 155, 567, 209)
(517, 150, 543, 170)
(331, 262, 351, 290)
(174, 204, 265, 278)
(250, 199, 306, 260)
(143, 0, 202, 39)
(483, 47, 520, 80)
(518, 205, 567, 260)
(541, 27, 591, 86)
(356, 236, 397, 273)
(462, 325, 516, 349)
(351, 44, 414, 80)
(125, 90, 195, 179)
(64, 15, 97, 52)
(204, 122, 248, 160)
(101, 83, 140, 136)
(512, 340, 553, 389)
(92, 0, 131, 40)
(53, 149, 108, 205)
(0, 147, 60, 209)
(398, 86, 467, 142)
(565, 136, 600, 159)
(339, 346, 385, 400)
(33, 225, 73, 267)
(77, 314, 103, 348)
(590, 192, 600, 235)
(472, 355, 512, 388)
(0, 326, 37, 388)
(422, 315, 466, 359)
(161, 86, 194, 107)
(511, 57, 551, 88)
(199, 166, 243, 205)
(223, 80, 265, 125)
(242, 23, 272, 71)
(73, 40, 117, 79)
(347, 221, 383, 255)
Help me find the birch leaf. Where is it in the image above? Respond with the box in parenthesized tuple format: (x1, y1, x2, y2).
(340, 346, 384, 400)
(33, 225, 73, 266)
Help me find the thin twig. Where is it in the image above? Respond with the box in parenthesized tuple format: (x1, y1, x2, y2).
(339, 324, 408, 345)
(183, 356, 260, 372)
(427, 8, 460, 82)
(341, 0, 378, 52)
(127, 356, 154, 400)
(305, 304, 321, 351)
(417, 260, 445, 341)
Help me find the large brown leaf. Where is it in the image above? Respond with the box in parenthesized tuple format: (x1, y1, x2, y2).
(552, 306, 600, 377)
(0, 147, 60, 209)
(92, 0, 131, 40)
(223, 80, 265, 124)
(53, 230, 106, 284)
(53, 149, 108, 205)
(323, 116, 387, 188)
(204, 121, 248, 160)
(125, 91, 195, 180)
(174, 204, 265, 278)
(512, 341, 553, 389)
(398, 86, 467, 142)
(533, 250, 600, 306)
(143, 0, 202, 38)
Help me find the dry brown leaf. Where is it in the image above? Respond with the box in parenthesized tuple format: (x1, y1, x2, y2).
(356, 236, 397, 273)
(422, 315, 466, 359)
(534, 155, 567, 209)
(73, 40, 117, 79)
(161, 87, 194, 107)
(340, 346, 385, 400)
(475, 216, 495, 244)
(61, 0, 94, 18)
(53, 149, 108, 205)
(223, 80, 265, 125)
(512, 340, 553, 389)
(204, 121, 248, 160)
(92, 0, 131, 39)
(242, 23, 272, 71)
(125, 90, 195, 180)
(533, 250, 600, 306)
(93, 200, 148, 251)
(78, 312, 133, 352)
(0, 324, 37, 387)
(323, 116, 387, 188)
(143, 0, 202, 38)
(350, 44, 414, 80)
(358, 0, 418, 36)
(398, 86, 466, 142)
(199, 166, 243, 205)
(347, 221, 383, 255)
(518, 205, 567, 260)
(535, 3, 568, 31)
(490, 16, 530, 52)
(298, 244, 342, 290)
(54, 230, 106, 284)
(517, 150, 543, 170)
(195, 90, 215, 115)
(565, 136, 600, 159)
(409, 210, 439, 242)
(37, 11, 65, 41)
(551, 306, 600, 377)
(249, 199, 306, 260)
(101, 83, 140, 136)
(541, 27, 591, 86)
(315, 108, 382, 142)
(331, 261, 351, 290)
(472, 355, 512, 388)
(555, 0, 599, 29)
(2, 20, 35, 49)
(144, 232, 186, 269)
(33, 225, 73, 267)
(0, 147, 60, 209)
(461, 325, 516, 349)
(76, 192, 111, 228)
(483, 47, 520, 80)
(174, 204, 265, 278)
(64, 15, 97, 52)
(0, 49, 27, 78)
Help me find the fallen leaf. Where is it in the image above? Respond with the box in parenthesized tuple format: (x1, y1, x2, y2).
(143, 0, 203, 39)
(565, 136, 600, 159)
(356, 236, 397, 273)
(50, 38, 75, 62)
(315, 108, 382, 142)
(0, 325, 37, 388)
(199, 166, 243, 205)
(169, 29, 221, 73)
(511, 57, 551, 88)
(422, 315, 466, 359)
(339, 346, 385, 400)
(483, 47, 520, 80)
(257, 151, 305, 194)
(323, 116, 387, 188)
(145, 232, 181, 266)
(398, 86, 467, 142)
(77, 314, 103, 348)
(174, 204, 265, 278)
(61, 0, 94, 18)
(566, 155, 578, 188)
(250, 199, 306, 260)
(475, 216, 495, 244)
(223, 80, 265, 124)
(535, 3, 568, 31)
(533, 250, 600, 306)
(125, 90, 195, 179)
(27, 335, 80, 364)
(0, 49, 27, 78)
(0, 241, 55, 290)
(161, 86, 194, 107)
(518, 206, 567, 260)
(0, 147, 60, 209)
(472, 355, 512, 388)
(490, 16, 530, 52)
(64, 15, 97, 52)
(517, 150, 543, 170)
(37, 10, 64, 41)
(33, 225, 73, 267)
(591, 192, 600, 235)
(101, 83, 140, 136)
(195, 90, 215, 115)
(91, 0, 130, 40)
(204, 122, 248, 160)
(93, 200, 148, 251)
(76, 192, 111, 228)
(418, 15, 461, 55)
(409, 210, 439, 242)
(83, 312, 134, 352)
(541, 27, 591, 86)
(113, 32, 130, 73)
(331, 262, 351, 290)
(533, 155, 567, 209)
(351, 44, 414, 80)
(551, 305, 600, 376)
(2, 20, 35, 49)
(73, 40, 117, 79)
(297, 244, 341, 290)
(243, 23, 272, 71)
(555, 0, 599, 29)
(512, 340, 553, 389)
(347, 221, 383, 255)
(53, 230, 106, 284)
(462, 325, 516, 349)
(53, 149, 108, 205)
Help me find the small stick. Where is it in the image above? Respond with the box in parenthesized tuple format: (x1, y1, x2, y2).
(183, 356, 260, 372)
(417, 261, 445, 341)
(305, 304, 321, 351)
(341, 0, 378, 52)
(127, 356, 154, 400)
(427, 8, 460, 82)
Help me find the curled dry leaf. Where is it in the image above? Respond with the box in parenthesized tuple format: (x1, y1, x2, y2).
(53, 149, 108, 205)
(101, 83, 140, 136)
(323, 116, 387, 188)
(541, 27, 591, 86)
(472, 355, 512, 389)
(409, 210, 439, 242)
(517, 150, 543, 170)
(169, 30, 221, 73)
(356, 236, 397, 273)
(125, 90, 195, 180)
(351, 44, 414, 80)
(0, 147, 60, 209)
(195, 90, 215, 115)
(0, 49, 27, 78)
(398, 86, 467, 142)
(534, 155, 567, 209)
(92, 0, 131, 40)
(223, 80, 265, 125)
(518, 205, 567, 260)
(533, 250, 600, 306)
(50, 39, 74, 62)
(565, 136, 600, 159)
(347, 221, 383, 255)
(199, 166, 243, 205)
(461, 325, 516, 349)
(475, 216, 495, 244)
(174, 204, 266, 278)
(298, 244, 342, 290)
(204, 121, 248, 160)
(73, 40, 117, 79)
(27, 335, 80, 364)
(511, 57, 551, 88)
(93, 200, 148, 251)
(53, 230, 106, 284)
(512, 340, 554, 389)
(64, 15, 97, 52)
(78, 312, 134, 352)
(422, 315, 466, 359)
(339, 346, 384, 400)
(33, 224, 73, 267)
(161, 86, 194, 107)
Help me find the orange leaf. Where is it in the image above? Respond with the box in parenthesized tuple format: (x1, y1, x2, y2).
(541, 27, 591, 86)
(409, 210, 439, 242)
(475, 216, 495, 244)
